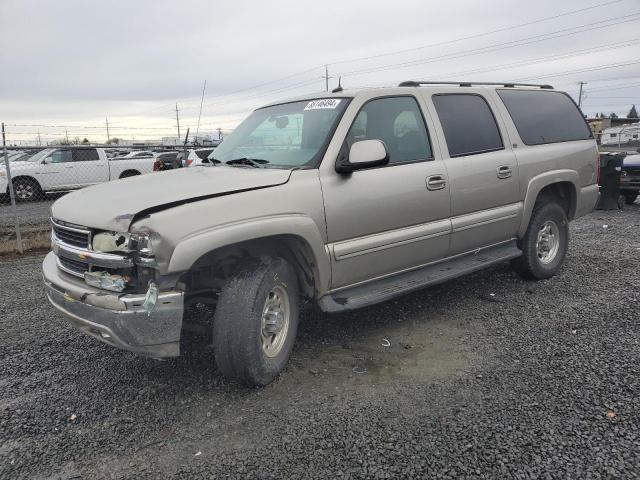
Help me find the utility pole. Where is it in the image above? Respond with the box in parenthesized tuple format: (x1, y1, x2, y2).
(578, 81, 587, 108)
(196, 80, 207, 142)
(216, 127, 222, 140)
(65, 129, 69, 144)
(105, 116, 110, 143)
(175, 103, 181, 141)
(322, 64, 332, 92)
(37, 131, 41, 147)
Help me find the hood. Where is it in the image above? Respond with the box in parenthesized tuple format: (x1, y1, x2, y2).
(51, 166, 292, 231)
(623, 154, 640, 169)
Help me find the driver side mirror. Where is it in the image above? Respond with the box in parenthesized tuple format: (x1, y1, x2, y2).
(335, 139, 389, 174)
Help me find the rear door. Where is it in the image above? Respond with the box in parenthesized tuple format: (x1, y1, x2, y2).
(427, 91, 521, 254)
(69, 148, 108, 186)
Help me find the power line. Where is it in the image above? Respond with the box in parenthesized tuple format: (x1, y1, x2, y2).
(433, 37, 640, 81)
(328, 0, 625, 66)
(338, 13, 640, 78)
(187, 1, 629, 112)
(515, 59, 640, 81)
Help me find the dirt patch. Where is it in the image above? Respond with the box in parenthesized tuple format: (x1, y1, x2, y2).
(0, 224, 50, 256)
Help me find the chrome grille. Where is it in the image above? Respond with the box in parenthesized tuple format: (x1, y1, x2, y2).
(59, 256, 88, 276)
(52, 220, 90, 249)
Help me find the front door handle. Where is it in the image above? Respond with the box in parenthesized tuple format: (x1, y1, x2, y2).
(497, 165, 512, 179)
(426, 175, 447, 191)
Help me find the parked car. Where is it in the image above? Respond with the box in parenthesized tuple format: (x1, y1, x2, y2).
(117, 150, 156, 160)
(1, 147, 156, 201)
(620, 153, 640, 204)
(43, 82, 599, 386)
(153, 151, 180, 171)
(176, 148, 217, 167)
(3, 150, 26, 161)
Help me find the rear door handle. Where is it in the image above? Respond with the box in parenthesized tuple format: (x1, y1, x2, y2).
(497, 165, 512, 179)
(426, 175, 447, 190)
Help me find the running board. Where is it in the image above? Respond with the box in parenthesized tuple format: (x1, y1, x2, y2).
(318, 240, 522, 313)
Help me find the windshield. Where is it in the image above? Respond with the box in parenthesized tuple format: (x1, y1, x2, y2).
(210, 98, 349, 168)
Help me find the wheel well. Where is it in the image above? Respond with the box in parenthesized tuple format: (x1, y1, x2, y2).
(119, 170, 140, 178)
(8, 176, 42, 193)
(535, 182, 576, 219)
(182, 235, 318, 303)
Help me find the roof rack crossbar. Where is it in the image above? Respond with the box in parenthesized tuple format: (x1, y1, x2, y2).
(398, 80, 554, 89)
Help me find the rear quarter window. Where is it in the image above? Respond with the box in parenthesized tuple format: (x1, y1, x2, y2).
(432, 94, 504, 157)
(497, 89, 592, 145)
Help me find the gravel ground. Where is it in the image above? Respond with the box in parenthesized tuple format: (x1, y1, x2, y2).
(1, 205, 639, 479)
(0, 195, 63, 227)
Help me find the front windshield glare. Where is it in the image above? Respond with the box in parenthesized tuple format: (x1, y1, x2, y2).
(210, 98, 349, 168)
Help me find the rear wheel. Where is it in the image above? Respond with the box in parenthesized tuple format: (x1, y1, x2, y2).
(511, 202, 569, 280)
(625, 192, 638, 205)
(212, 256, 299, 386)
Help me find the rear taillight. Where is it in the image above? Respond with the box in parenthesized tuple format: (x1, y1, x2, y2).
(186, 159, 193, 166)
(153, 159, 162, 171)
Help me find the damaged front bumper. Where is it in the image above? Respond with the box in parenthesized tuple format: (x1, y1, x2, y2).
(43, 252, 184, 357)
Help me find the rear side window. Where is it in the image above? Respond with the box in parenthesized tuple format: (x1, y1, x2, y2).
(497, 89, 592, 145)
(196, 149, 213, 160)
(72, 149, 99, 161)
(432, 94, 503, 157)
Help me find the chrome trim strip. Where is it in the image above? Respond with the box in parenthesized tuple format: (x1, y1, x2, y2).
(50, 218, 91, 235)
(332, 219, 452, 261)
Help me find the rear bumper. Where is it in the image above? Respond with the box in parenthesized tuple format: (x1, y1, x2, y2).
(577, 184, 600, 218)
(43, 252, 183, 357)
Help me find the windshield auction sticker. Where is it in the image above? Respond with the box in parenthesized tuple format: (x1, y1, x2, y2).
(304, 99, 342, 110)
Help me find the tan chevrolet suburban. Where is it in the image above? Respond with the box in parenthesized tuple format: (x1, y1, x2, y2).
(43, 81, 599, 386)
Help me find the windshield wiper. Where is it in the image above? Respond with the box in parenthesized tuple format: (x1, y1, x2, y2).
(224, 157, 270, 168)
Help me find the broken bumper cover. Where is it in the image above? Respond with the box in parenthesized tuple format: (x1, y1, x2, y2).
(43, 252, 183, 357)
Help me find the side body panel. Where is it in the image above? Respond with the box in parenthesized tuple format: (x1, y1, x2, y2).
(486, 89, 599, 234)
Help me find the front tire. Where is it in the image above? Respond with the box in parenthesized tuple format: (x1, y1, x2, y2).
(212, 257, 299, 386)
(511, 202, 569, 280)
(625, 192, 638, 205)
(12, 178, 41, 202)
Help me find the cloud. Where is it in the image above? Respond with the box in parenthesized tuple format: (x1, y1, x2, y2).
(1, 0, 638, 142)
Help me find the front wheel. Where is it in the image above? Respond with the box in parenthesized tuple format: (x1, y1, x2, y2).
(212, 257, 299, 386)
(12, 178, 41, 202)
(625, 192, 638, 205)
(511, 202, 569, 280)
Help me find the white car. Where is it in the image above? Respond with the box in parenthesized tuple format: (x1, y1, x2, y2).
(177, 148, 217, 167)
(0, 147, 157, 201)
(117, 150, 157, 160)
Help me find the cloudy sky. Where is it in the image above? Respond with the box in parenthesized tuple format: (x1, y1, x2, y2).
(1, 0, 639, 144)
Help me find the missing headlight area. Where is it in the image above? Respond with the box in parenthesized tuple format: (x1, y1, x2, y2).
(92, 232, 130, 253)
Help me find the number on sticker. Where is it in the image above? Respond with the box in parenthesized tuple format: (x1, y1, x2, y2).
(304, 99, 342, 110)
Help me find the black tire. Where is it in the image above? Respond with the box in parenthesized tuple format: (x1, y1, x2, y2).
(119, 170, 140, 179)
(12, 177, 41, 202)
(511, 202, 569, 280)
(625, 192, 638, 205)
(212, 257, 299, 386)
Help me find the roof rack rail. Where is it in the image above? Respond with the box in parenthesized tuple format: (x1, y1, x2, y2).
(398, 80, 554, 89)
